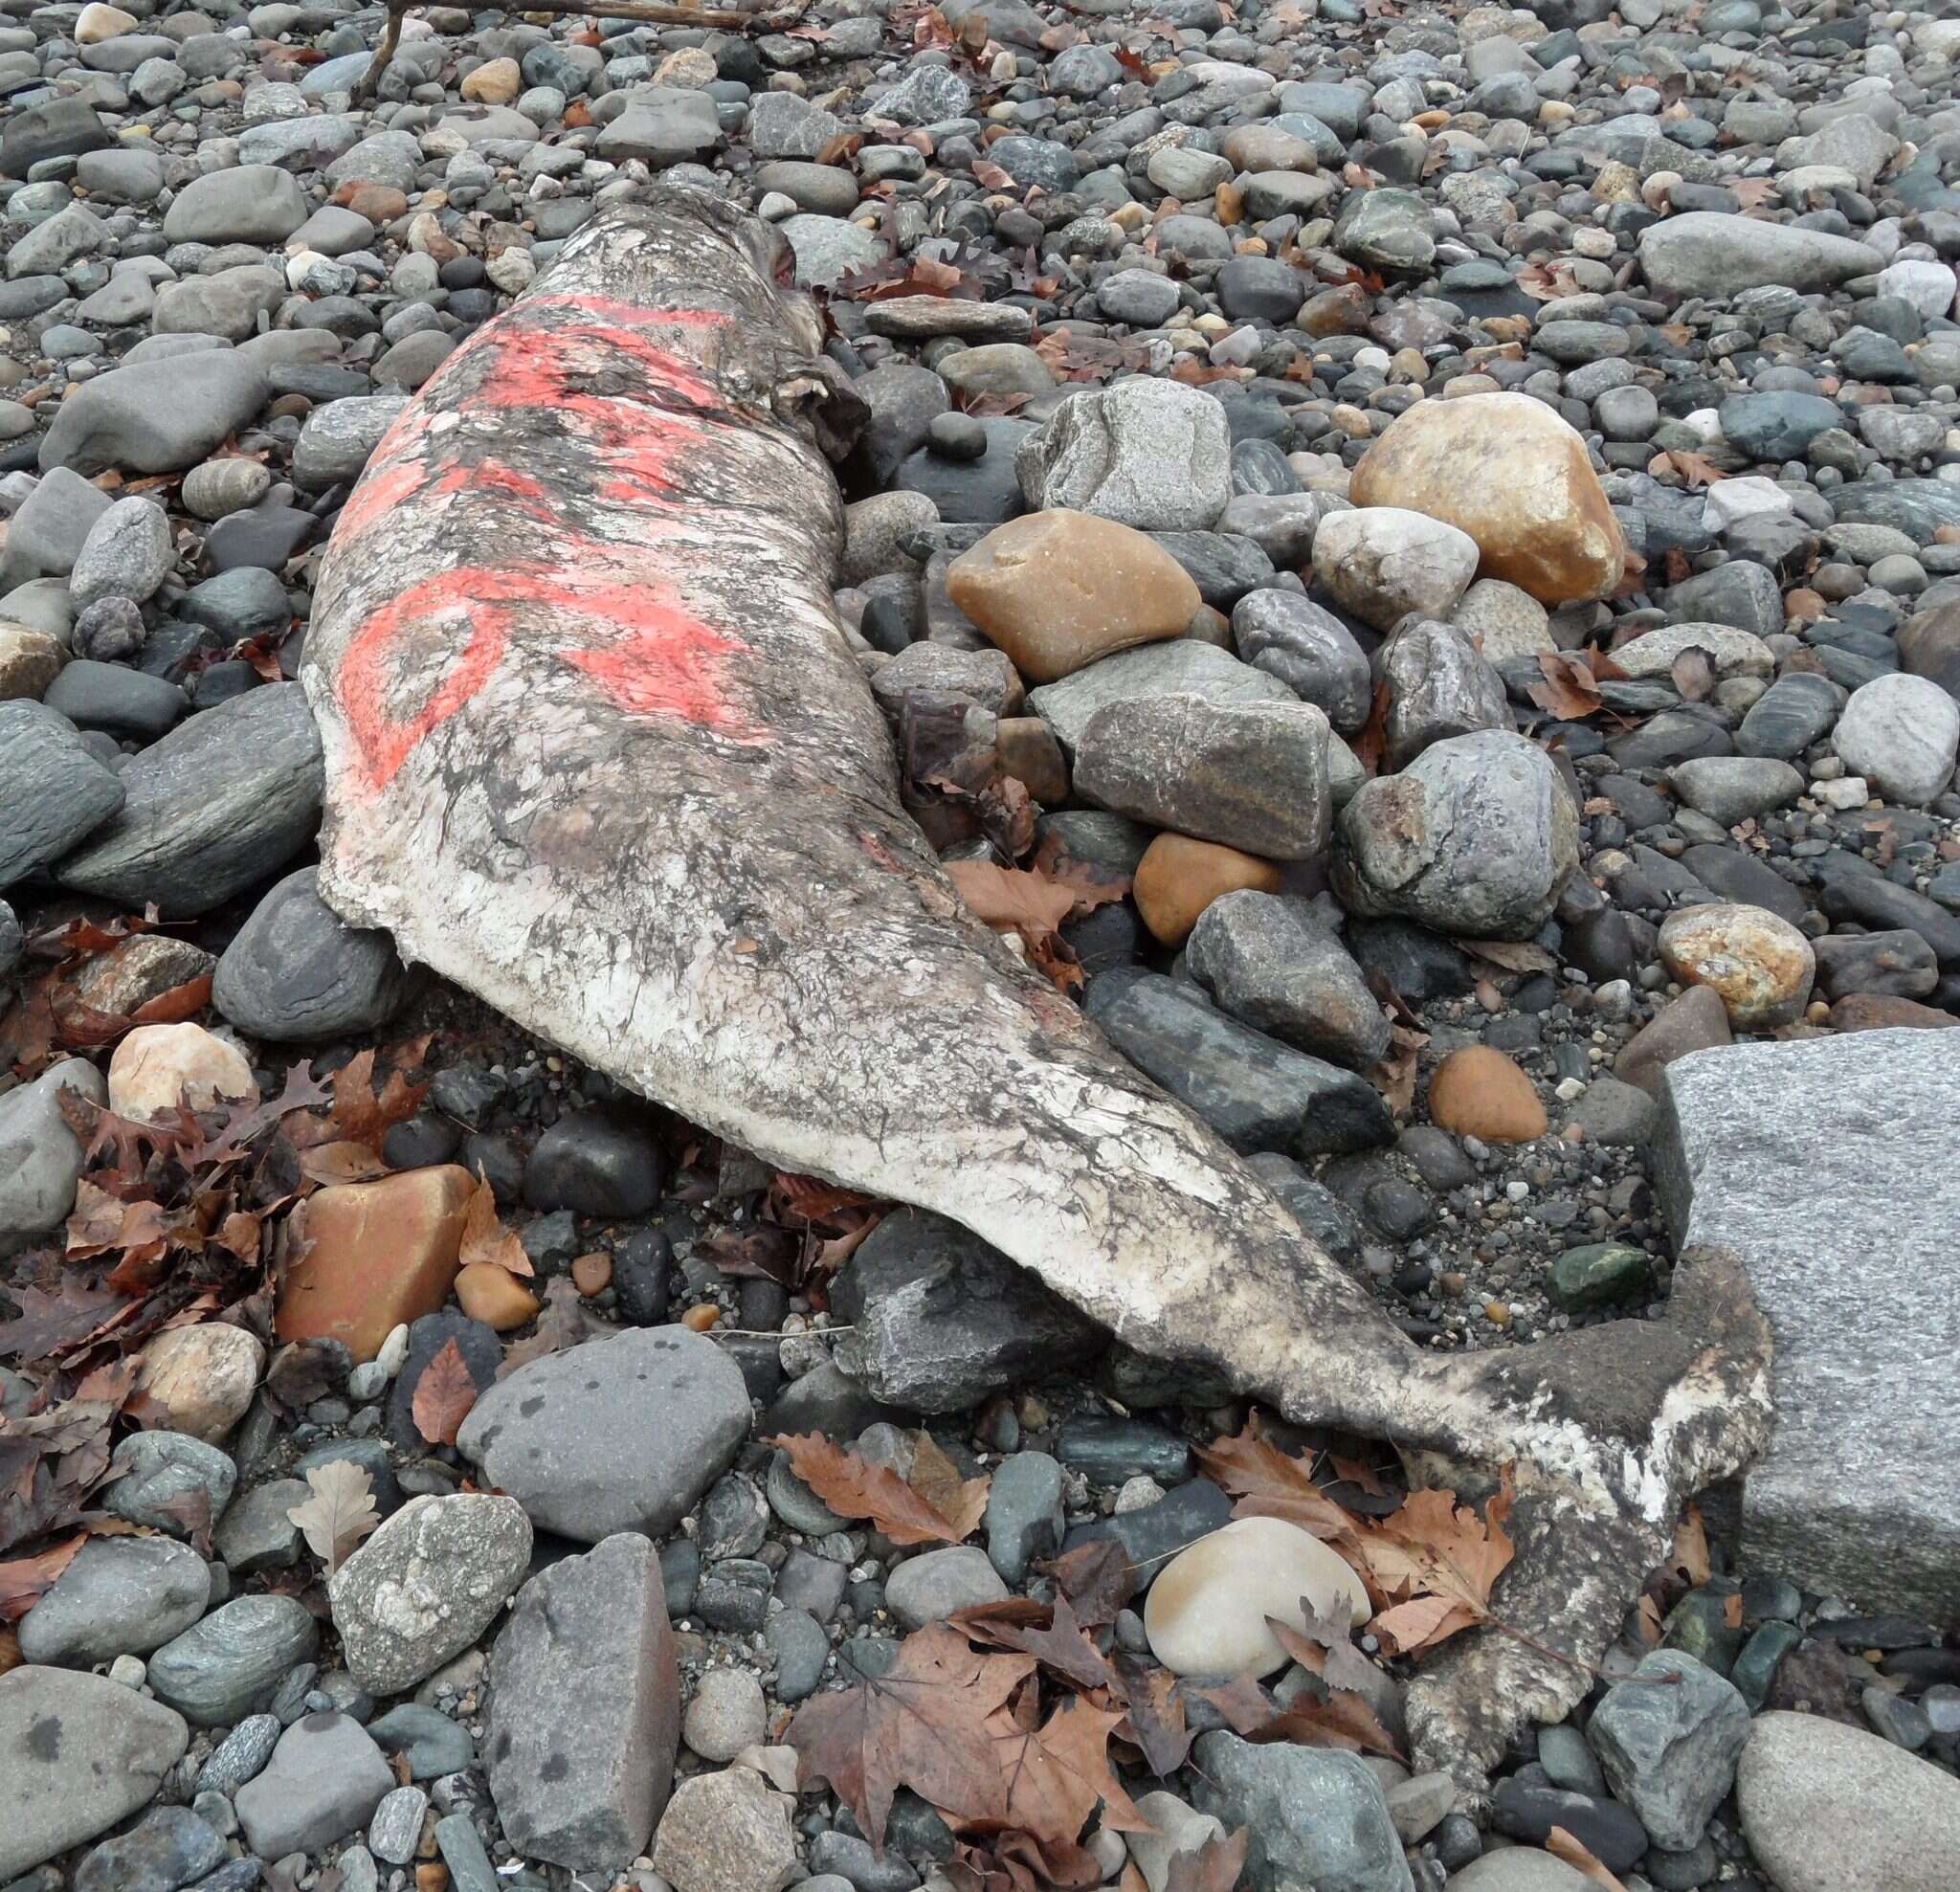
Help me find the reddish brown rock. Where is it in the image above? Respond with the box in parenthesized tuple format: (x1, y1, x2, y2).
(277, 1166, 476, 1362)
(1829, 993, 1960, 1033)
(1615, 986, 1733, 1096)
(456, 1261, 540, 1332)
(1659, 902, 1815, 1029)
(1426, 1045, 1547, 1144)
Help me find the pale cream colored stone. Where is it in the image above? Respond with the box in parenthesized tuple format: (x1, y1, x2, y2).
(76, 2, 138, 43)
(136, 1323, 265, 1443)
(107, 1022, 257, 1121)
(1349, 391, 1626, 605)
(1144, 1515, 1369, 1679)
(1659, 902, 1815, 1029)
(460, 56, 521, 103)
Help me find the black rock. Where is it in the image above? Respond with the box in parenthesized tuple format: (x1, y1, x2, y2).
(2, 98, 115, 176)
(1491, 1777, 1647, 1872)
(383, 1112, 463, 1169)
(1678, 845, 1809, 927)
(895, 416, 1033, 524)
(522, 1106, 664, 1217)
(177, 567, 294, 643)
(76, 1806, 226, 1892)
(43, 660, 186, 743)
(1148, 530, 1276, 609)
(1345, 918, 1473, 1000)
(1058, 1417, 1192, 1482)
(1063, 1477, 1233, 1566)
(203, 504, 320, 573)
(694, 1556, 772, 1632)
(612, 1226, 674, 1325)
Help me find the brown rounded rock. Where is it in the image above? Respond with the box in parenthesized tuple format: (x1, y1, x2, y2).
(1659, 902, 1815, 1029)
(947, 509, 1202, 684)
(1615, 985, 1732, 1096)
(1426, 1045, 1547, 1144)
(1132, 833, 1283, 947)
(1349, 391, 1626, 605)
(456, 1261, 540, 1331)
(1828, 993, 1960, 1034)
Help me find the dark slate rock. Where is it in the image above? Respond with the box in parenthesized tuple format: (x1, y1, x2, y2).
(1063, 1477, 1233, 1566)
(1736, 671, 1843, 758)
(0, 701, 125, 891)
(367, 1703, 476, 1780)
(522, 1106, 664, 1217)
(831, 1208, 1103, 1413)
(75, 1806, 226, 1892)
(3, 98, 115, 177)
(42, 660, 186, 744)
(1832, 478, 1960, 539)
(385, 1311, 502, 1449)
(1491, 1775, 1648, 1871)
(1149, 530, 1277, 609)
(1678, 845, 1809, 926)
(177, 567, 293, 643)
(213, 866, 407, 1040)
(894, 416, 1033, 524)
(55, 683, 323, 918)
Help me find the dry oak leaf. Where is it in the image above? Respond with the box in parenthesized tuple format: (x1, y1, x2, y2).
(458, 1175, 532, 1278)
(1527, 650, 1603, 723)
(1193, 1419, 1363, 1553)
(968, 1689, 1154, 1845)
(286, 1459, 379, 1575)
(768, 1433, 990, 1546)
(1646, 448, 1728, 489)
(1351, 1467, 1517, 1658)
(787, 1622, 1034, 1850)
(411, 1337, 479, 1448)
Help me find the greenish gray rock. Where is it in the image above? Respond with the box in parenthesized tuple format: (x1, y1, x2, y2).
(1548, 1242, 1655, 1312)
(147, 1593, 321, 1726)
(17, 1534, 211, 1667)
(1586, 1650, 1749, 1850)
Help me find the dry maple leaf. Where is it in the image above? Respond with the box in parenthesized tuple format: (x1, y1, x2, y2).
(1268, 1607, 1392, 1700)
(1045, 1538, 1140, 1627)
(411, 1337, 479, 1448)
(944, 861, 1076, 935)
(1112, 1652, 1192, 1774)
(969, 1689, 1153, 1845)
(1528, 651, 1603, 723)
(1646, 448, 1727, 490)
(328, 1045, 430, 1146)
(1193, 1420, 1362, 1552)
(768, 1434, 990, 1547)
(298, 1141, 390, 1186)
(287, 1459, 379, 1575)
(1350, 1467, 1517, 1658)
(1670, 647, 1718, 702)
(1732, 176, 1780, 210)
(954, 1594, 1121, 1693)
(459, 1176, 531, 1277)
(788, 1623, 1032, 1849)
(1163, 1828, 1250, 1892)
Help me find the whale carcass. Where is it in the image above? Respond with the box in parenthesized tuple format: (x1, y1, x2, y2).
(301, 192, 1770, 1782)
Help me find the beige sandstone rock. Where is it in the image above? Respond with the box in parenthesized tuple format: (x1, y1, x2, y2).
(107, 1022, 256, 1121)
(946, 510, 1201, 683)
(1349, 391, 1626, 604)
(1658, 902, 1815, 1029)
(75, 2, 137, 42)
(460, 56, 522, 103)
(1144, 1516, 1370, 1678)
(0, 624, 64, 701)
(135, 1323, 265, 1443)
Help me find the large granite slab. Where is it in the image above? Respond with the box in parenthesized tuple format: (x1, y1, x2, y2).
(1654, 1030, 1959, 1617)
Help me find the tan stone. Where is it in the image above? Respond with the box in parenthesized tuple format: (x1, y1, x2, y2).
(1659, 902, 1815, 1029)
(1144, 1517, 1369, 1680)
(996, 717, 1069, 806)
(1132, 833, 1283, 947)
(1427, 1045, 1547, 1144)
(456, 1261, 540, 1331)
(75, 2, 138, 42)
(0, 623, 64, 701)
(570, 1252, 612, 1296)
(1829, 993, 1960, 1034)
(135, 1323, 265, 1442)
(107, 1022, 256, 1121)
(276, 1166, 477, 1362)
(947, 510, 1201, 684)
(1349, 391, 1626, 605)
(460, 56, 521, 103)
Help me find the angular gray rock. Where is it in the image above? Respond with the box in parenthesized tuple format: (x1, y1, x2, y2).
(100, 1429, 237, 1535)
(1187, 892, 1392, 1068)
(1334, 729, 1579, 941)
(486, 1532, 680, 1873)
(1074, 694, 1331, 859)
(1585, 1651, 1749, 1851)
(651, 1766, 799, 1892)
(457, 1325, 751, 1542)
(40, 351, 273, 477)
(56, 683, 324, 918)
(830, 1209, 1104, 1413)
(70, 496, 173, 610)
(293, 394, 412, 492)
(0, 1057, 106, 1258)
(1378, 617, 1511, 768)
(0, 1665, 189, 1882)
(17, 1533, 211, 1667)
(1637, 213, 1883, 297)
(1735, 1711, 1960, 1892)
(2, 465, 112, 585)
(234, 1711, 395, 1859)
(1085, 970, 1394, 1158)
(1654, 1031, 1960, 1617)
(1014, 379, 1232, 530)
(146, 1592, 321, 1726)
(213, 867, 408, 1041)
(1231, 590, 1371, 731)
(885, 1545, 1009, 1628)
(1027, 639, 1295, 759)
(1191, 1731, 1414, 1892)
(0, 703, 125, 890)
(330, 1493, 533, 1694)
(74, 1804, 226, 1892)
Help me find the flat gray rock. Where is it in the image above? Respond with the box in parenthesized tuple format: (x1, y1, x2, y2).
(39, 349, 272, 477)
(1637, 212, 1882, 297)
(212, 866, 407, 1041)
(0, 1665, 189, 1882)
(486, 1532, 679, 1873)
(1028, 639, 1295, 760)
(1655, 1031, 1960, 1618)
(56, 683, 323, 918)
(235, 1711, 394, 1859)
(457, 1325, 751, 1542)
(17, 1534, 211, 1667)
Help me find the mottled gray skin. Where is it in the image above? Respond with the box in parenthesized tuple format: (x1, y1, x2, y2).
(304, 193, 1770, 1788)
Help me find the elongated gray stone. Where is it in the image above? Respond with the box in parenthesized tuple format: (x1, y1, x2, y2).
(1637, 213, 1882, 298)
(1655, 1031, 1960, 1618)
(17, 1534, 211, 1667)
(486, 1532, 679, 1873)
(147, 1593, 321, 1726)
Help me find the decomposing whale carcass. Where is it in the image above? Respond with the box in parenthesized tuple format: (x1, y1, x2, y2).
(301, 193, 1770, 1783)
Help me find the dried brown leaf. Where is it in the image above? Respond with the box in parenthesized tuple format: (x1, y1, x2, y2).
(411, 1337, 479, 1447)
(286, 1459, 378, 1575)
(768, 1434, 988, 1547)
(0, 1531, 86, 1622)
(459, 1175, 531, 1277)
(1163, 1828, 1251, 1892)
(1547, 1827, 1629, 1890)
(1193, 1421, 1363, 1552)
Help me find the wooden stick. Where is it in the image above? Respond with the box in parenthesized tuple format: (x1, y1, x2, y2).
(354, 0, 807, 103)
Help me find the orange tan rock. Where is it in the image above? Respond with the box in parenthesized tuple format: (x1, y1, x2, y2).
(1427, 1045, 1548, 1144)
(1349, 391, 1626, 605)
(1132, 833, 1283, 947)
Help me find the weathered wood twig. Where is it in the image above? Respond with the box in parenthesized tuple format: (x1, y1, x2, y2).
(355, 0, 807, 103)
(301, 193, 1771, 1792)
